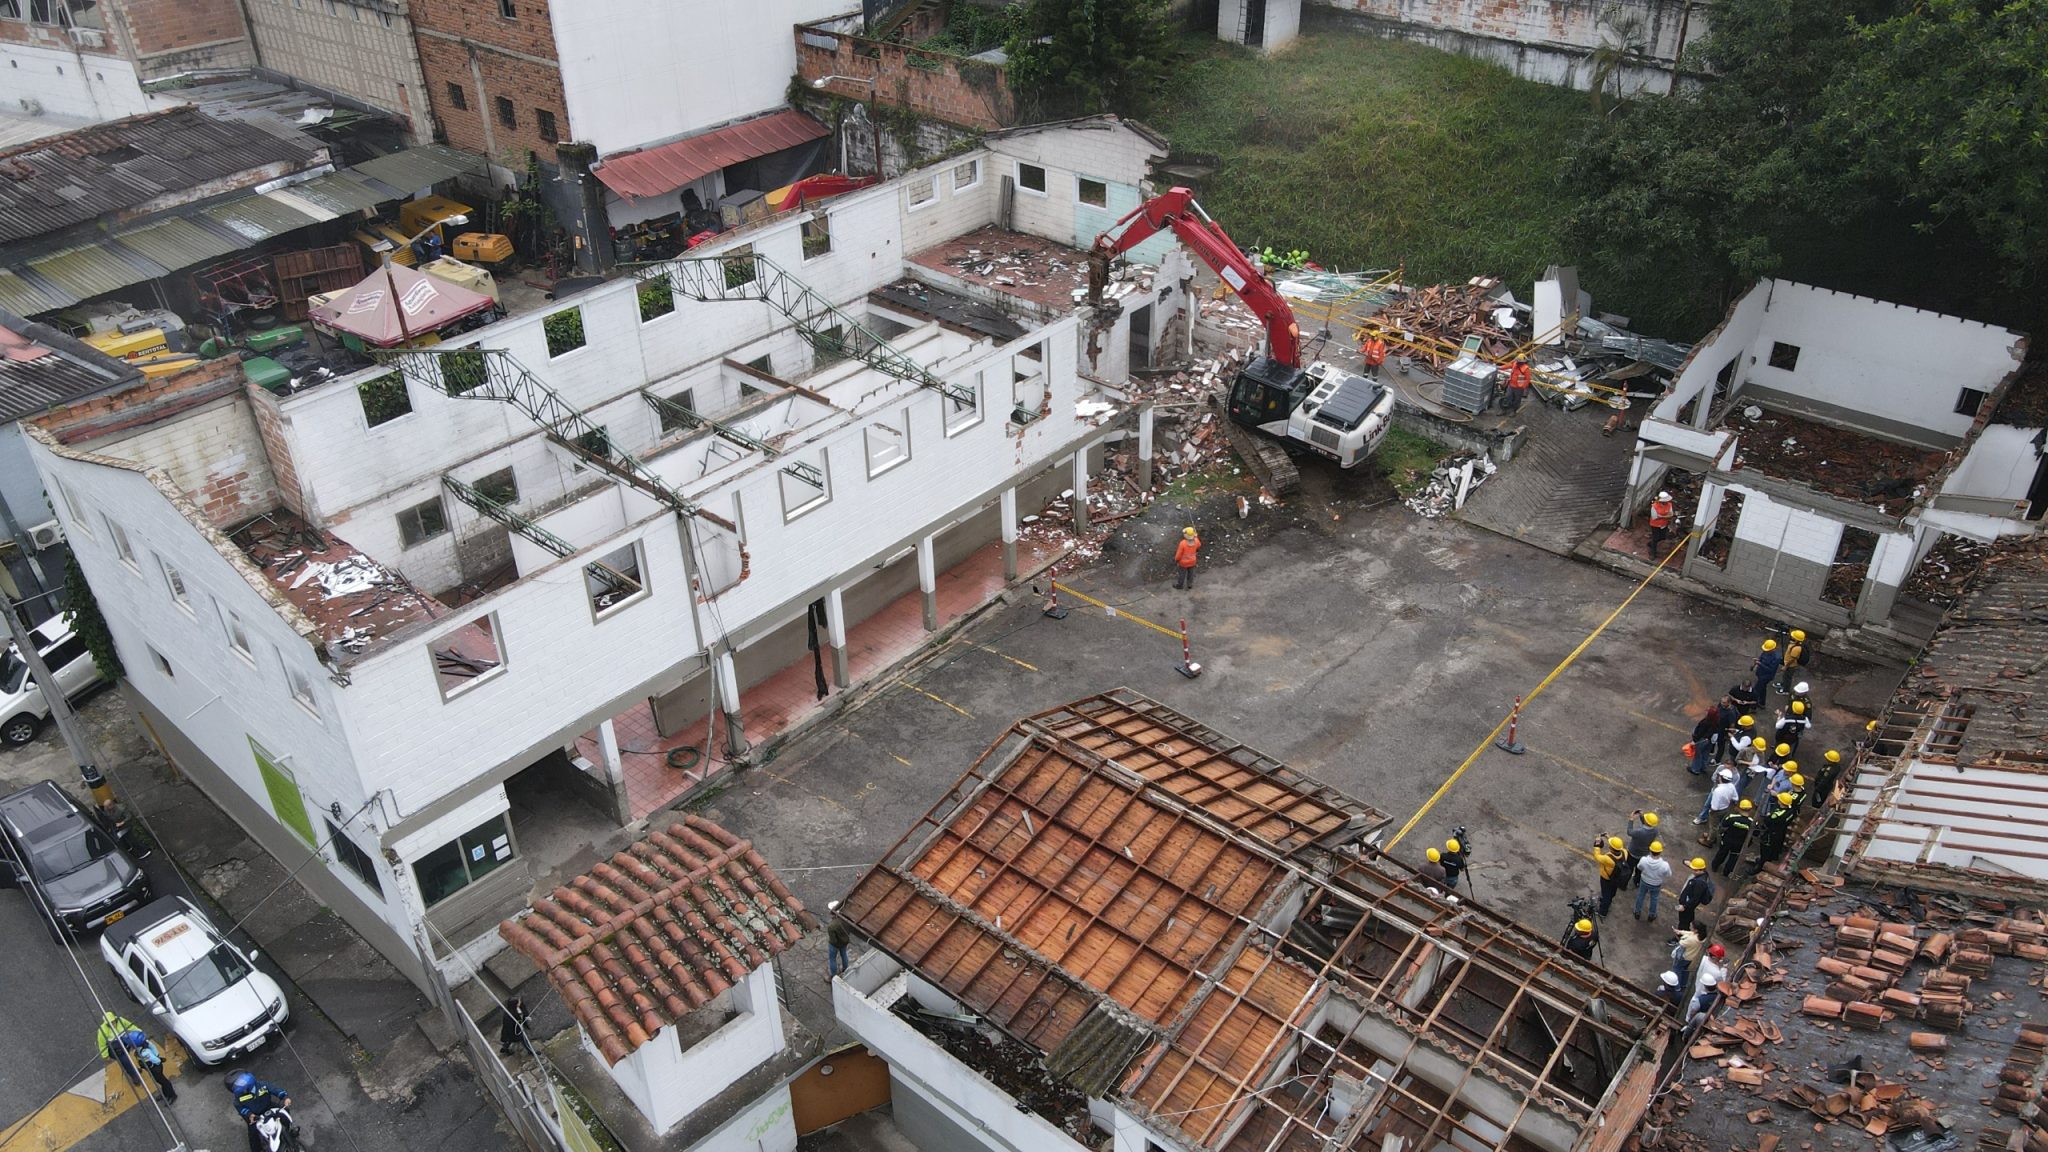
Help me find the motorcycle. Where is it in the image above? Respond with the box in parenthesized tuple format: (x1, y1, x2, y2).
(253, 1107, 301, 1152)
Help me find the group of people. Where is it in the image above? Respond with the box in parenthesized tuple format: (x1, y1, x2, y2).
(94, 1011, 299, 1150)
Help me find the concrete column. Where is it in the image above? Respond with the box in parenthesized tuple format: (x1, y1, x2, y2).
(596, 718, 630, 823)
(1136, 401, 1156, 491)
(825, 587, 850, 689)
(715, 649, 745, 755)
(917, 534, 938, 632)
(1072, 449, 1090, 535)
(1000, 486, 1019, 580)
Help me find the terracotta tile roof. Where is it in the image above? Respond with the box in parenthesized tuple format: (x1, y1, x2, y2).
(499, 815, 815, 1065)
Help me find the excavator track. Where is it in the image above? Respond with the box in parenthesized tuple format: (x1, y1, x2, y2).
(1212, 397, 1301, 496)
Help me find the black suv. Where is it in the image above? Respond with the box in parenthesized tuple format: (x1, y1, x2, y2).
(0, 781, 149, 939)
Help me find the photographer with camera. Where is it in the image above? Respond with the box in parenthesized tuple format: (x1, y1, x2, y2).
(1441, 828, 1470, 894)
(1560, 896, 1601, 961)
(1594, 836, 1626, 917)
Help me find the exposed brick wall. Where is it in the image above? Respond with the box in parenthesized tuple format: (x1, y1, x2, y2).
(0, 16, 126, 56)
(115, 0, 256, 74)
(410, 0, 567, 164)
(245, 385, 308, 521)
(797, 26, 1016, 131)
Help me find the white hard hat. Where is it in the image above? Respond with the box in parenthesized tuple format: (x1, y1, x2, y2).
(1657, 491, 1672, 501)
(1660, 971, 1680, 987)
(1716, 767, 1735, 783)
(1794, 681, 1809, 694)
(827, 900, 841, 912)
(1701, 972, 1719, 987)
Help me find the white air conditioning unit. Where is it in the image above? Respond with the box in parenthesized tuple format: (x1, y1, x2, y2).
(28, 520, 64, 550)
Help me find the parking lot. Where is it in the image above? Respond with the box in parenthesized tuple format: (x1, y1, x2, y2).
(695, 465, 1904, 1035)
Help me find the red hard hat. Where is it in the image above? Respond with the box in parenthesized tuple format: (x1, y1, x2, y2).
(1708, 944, 1726, 960)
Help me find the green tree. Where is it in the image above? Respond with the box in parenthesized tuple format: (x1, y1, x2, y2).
(1006, 0, 1176, 117)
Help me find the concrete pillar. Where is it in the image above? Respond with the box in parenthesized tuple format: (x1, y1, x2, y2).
(596, 717, 629, 822)
(1000, 487, 1019, 580)
(917, 534, 938, 632)
(1072, 449, 1090, 535)
(1136, 401, 1156, 491)
(825, 587, 850, 688)
(715, 649, 745, 755)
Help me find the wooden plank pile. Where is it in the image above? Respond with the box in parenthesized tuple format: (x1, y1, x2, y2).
(1373, 277, 1512, 363)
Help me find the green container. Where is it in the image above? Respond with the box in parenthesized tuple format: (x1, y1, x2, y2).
(242, 356, 291, 395)
(243, 325, 304, 354)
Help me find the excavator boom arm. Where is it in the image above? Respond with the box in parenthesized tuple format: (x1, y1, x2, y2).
(1090, 186, 1302, 367)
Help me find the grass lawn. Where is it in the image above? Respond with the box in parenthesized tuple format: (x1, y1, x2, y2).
(1144, 22, 1696, 334)
(1373, 428, 1448, 497)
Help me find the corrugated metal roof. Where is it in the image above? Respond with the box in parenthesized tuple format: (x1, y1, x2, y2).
(259, 188, 339, 223)
(593, 110, 828, 199)
(26, 242, 168, 302)
(0, 313, 140, 422)
(0, 269, 74, 318)
(112, 216, 243, 270)
(350, 145, 484, 193)
(289, 170, 391, 215)
(0, 106, 319, 246)
(203, 195, 321, 242)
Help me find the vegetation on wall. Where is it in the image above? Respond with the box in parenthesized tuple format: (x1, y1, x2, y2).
(63, 554, 123, 682)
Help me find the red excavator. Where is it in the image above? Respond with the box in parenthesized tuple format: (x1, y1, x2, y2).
(1088, 187, 1394, 483)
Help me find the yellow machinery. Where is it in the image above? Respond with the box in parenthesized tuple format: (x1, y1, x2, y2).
(83, 327, 170, 360)
(353, 225, 417, 266)
(452, 232, 514, 266)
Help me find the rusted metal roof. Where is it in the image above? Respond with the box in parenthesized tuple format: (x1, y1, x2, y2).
(594, 109, 829, 200)
(0, 313, 139, 423)
(25, 242, 168, 303)
(498, 815, 815, 1065)
(0, 106, 319, 247)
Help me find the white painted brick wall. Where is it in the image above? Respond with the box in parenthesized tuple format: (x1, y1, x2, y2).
(1940, 424, 2041, 503)
(901, 152, 998, 253)
(91, 395, 279, 522)
(1652, 281, 1767, 425)
(1728, 486, 1844, 565)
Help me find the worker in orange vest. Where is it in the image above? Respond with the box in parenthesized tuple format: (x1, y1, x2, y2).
(1361, 335, 1387, 375)
(1501, 356, 1533, 412)
(1173, 526, 1202, 590)
(1647, 489, 1676, 555)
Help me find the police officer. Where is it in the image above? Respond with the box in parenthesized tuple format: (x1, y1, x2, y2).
(1712, 799, 1756, 877)
(1750, 791, 1798, 875)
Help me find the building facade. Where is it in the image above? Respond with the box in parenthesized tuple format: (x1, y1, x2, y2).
(0, 0, 254, 122)
(240, 0, 434, 141)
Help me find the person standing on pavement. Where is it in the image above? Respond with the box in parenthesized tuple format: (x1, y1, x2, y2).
(1562, 918, 1598, 961)
(1696, 767, 1739, 837)
(1173, 527, 1202, 590)
(1689, 698, 1730, 776)
(1501, 356, 1533, 413)
(1721, 713, 1756, 765)
(1775, 630, 1807, 692)
(498, 996, 533, 1057)
(1418, 847, 1449, 892)
(1777, 700, 1812, 755)
(1624, 812, 1660, 888)
(1633, 842, 1672, 921)
(1750, 639, 1783, 702)
(96, 1011, 143, 1086)
(1362, 335, 1387, 377)
(120, 1029, 176, 1104)
(1595, 836, 1626, 918)
(1750, 792, 1799, 876)
(1647, 490, 1676, 556)
(1676, 858, 1715, 931)
(1670, 928, 1704, 987)
(826, 900, 852, 978)
(1712, 799, 1756, 877)
(1439, 838, 1468, 891)
(1809, 749, 1845, 811)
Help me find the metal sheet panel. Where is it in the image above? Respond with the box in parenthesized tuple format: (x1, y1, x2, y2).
(112, 216, 242, 271)
(0, 268, 75, 317)
(350, 145, 485, 194)
(25, 242, 168, 302)
(290, 171, 391, 215)
(203, 195, 320, 242)
(593, 109, 829, 199)
(261, 189, 339, 223)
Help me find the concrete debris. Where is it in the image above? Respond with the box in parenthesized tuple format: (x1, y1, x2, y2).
(1726, 406, 1949, 509)
(1405, 455, 1497, 518)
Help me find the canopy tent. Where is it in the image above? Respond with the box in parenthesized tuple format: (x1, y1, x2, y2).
(308, 263, 493, 347)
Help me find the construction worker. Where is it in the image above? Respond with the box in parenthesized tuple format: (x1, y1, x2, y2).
(1676, 858, 1716, 931)
(1768, 741, 1796, 771)
(1698, 942, 1729, 991)
(1696, 766, 1739, 837)
(1712, 799, 1756, 877)
(1594, 835, 1626, 917)
(1750, 792, 1799, 876)
(1766, 758, 1796, 802)
(1687, 971, 1724, 1025)
(1647, 490, 1676, 556)
(1361, 335, 1387, 376)
(1623, 811, 1659, 888)
(1654, 970, 1687, 1013)
(1750, 639, 1782, 702)
(1418, 846, 1449, 890)
(1563, 918, 1598, 961)
(1775, 629, 1808, 691)
(1740, 736, 1773, 803)
(1787, 680, 1813, 718)
(1785, 772, 1808, 811)
(1633, 841, 1672, 921)
(1721, 712, 1756, 765)
(1809, 749, 1845, 811)
(1776, 700, 1812, 755)
(1439, 838, 1468, 890)
(1173, 526, 1201, 590)
(1501, 355, 1533, 413)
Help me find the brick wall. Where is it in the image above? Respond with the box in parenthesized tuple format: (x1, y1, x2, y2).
(797, 24, 1016, 131)
(116, 0, 256, 75)
(244, 385, 307, 520)
(239, 0, 435, 140)
(410, 0, 567, 164)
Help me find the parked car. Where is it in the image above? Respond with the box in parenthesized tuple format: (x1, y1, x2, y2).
(0, 780, 150, 938)
(100, 896, 288, 1065)
(0, 614, 103, 746)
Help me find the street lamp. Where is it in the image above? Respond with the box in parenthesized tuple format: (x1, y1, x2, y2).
(380, 213, 469, 344)
(811, 75, 883, 179)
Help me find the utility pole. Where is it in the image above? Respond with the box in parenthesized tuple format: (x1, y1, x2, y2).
(1, 596, 110, 806)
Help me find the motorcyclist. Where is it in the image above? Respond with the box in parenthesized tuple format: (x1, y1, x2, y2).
(229, 1070, 297, 1151)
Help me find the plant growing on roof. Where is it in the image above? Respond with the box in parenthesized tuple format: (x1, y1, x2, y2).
(63, 554, 122, 681)
(357, 371, 411, 427)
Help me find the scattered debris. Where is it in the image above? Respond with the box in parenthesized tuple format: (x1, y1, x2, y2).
(1725, 406, 1949, 510)
(1404, 455, 1497, 518)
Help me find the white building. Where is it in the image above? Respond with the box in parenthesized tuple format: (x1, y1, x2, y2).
(1624, 280, 2036, 640)
(29, 118, 1179, 987)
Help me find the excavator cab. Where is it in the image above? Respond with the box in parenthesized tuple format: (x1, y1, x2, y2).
(1227, 355, 1308, 429)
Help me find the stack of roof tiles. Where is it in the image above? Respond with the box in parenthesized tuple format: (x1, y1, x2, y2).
(499, 815, 815, 1064)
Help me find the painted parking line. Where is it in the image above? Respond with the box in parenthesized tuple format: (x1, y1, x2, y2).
(899, 682, 973, 718)
(1485, 807, 1598, 862)
(1, 1046, 186, 1152)
(1627, 709, 1690, 736)
(974, 644, 1039, 672)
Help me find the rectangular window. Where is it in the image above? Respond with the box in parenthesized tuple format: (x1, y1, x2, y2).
(397, 496, 448, 547)
(358, 371, 412, 427)
(159, 558, 190, 612)
(1011, 341, 1047, 418)
(0, 1, 21, 17)
(658, 388, 696, 434)
(865, 410, 910, 477)
(441, 347, 487, 396)
(1956, 387, 1988, 417)
(953, 158, 980, 191)
(586, 541, 646, 618)
(723, 243, 757, 290)
(252, 739, 316, 847)
(535, 109, 558, 142)
(327, 819, 382, 896)
(779, 453, 831, 520)
(281, 654, 319, 717)
(57, 480, 86, 531)
(472, 466, 518, 507)
(105, 517, 136, 568)
(445, 82, 466, 111)
(28, 0, 52, 21)
(433, 612, 504, 698)
(496, 0, 514, 15)
(1767, 341, 1800, 372)
(945, 374, 983, 436)
(1017, 163, 1046, 194)
(812, 323, 847, 369)
(412, 813, 513, 906)
(220, 605, 253, 660)
(495, 96, 516, 129)
(544, 306, 584, 357)
(801, 213, 831, 260)
(907, 176, 937, 209)
(148, 648, 172, 679)
(637, 274, 675, 322)
(1077, 177, 1107, 207)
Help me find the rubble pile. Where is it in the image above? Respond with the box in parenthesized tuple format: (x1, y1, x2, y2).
(1904, 534, 1992, 609)
(1374, 277, 1514, 363)
(1726, 406, 1950, 511)
(1404, 455, 1497, 519)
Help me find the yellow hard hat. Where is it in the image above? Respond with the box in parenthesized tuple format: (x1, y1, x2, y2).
(1183, 526, 1197, 537)
(1690, 857, 1707, 870)
(1737, 714, 1755, 728)
(1825, 749, 1842, 764)
(1644, 812, 1660, 827)
(1790, 774, 1806, 787)
(1446, 838, 1462, 853)
(1738, 799, 1754, 810)
(1753, 736, 1767, 750)
(1791, 629, 1806, 642)
(1792, 701, 1806, 715)
(1782, 760, 1798, 774)
(1867, 719, 1880, 732)
(1763, 639, 1778, 652)
(1775, 743, 1792, 757)
(1576, 919, 1594, 935)
(1649, 840, 1664, 853)
(1777, 792, 1795, 806)
(1608, 836, 1624, 851)
(1426, 847, 1441, 862)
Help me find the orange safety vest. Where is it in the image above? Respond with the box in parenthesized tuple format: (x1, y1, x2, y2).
(1649, 499, 1674, 528)
(1175, 536, 1201, 568)
(1362, 338, 1386, 367)
(1508, 362, 1533, 391)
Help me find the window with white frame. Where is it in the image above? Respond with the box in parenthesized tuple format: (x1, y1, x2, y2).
(945, 372, 983, 436)
(1017, 162, 1046, 194)
(327, 819, 382, 896)
(953, 158, 981, 191)
(1012, 341, 1047, 418)
(280, 652, 319, 717)
(105, 517, 136, 568)
(907, 175, 937, 209)
(397, 496, 448, 547)
(694, 494, 746, 596)
(801, 213, 832, 259)
(219, 604, 253, 660)
(658, 388, 696, 435)
(411, 812, 513, 906)
(779, 452, 831, 519)
(586, 540, 647, 618)
(1077, 176, 1108, 207)
(432, 612, 504, 698)
(57, 480, 87, 531)
(865, 409, 911, 477)
(159, 558, 191, 612)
